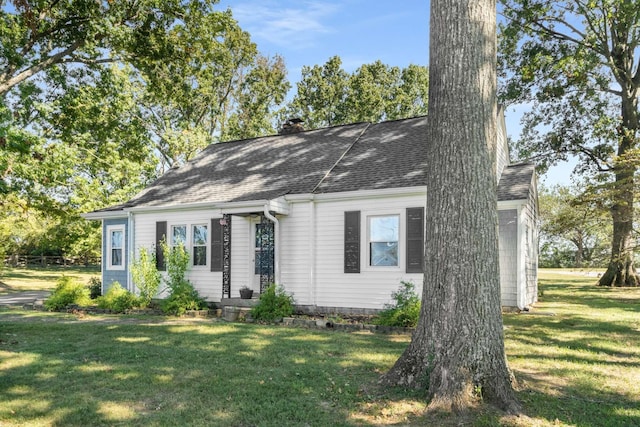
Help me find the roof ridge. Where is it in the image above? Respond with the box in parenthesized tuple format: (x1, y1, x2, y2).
(311, 123, 372, 194)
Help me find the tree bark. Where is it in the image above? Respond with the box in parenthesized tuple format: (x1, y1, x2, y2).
(380, 0, 520, 414)
(598, 168, 639, 287)
(598, 83, 639, 287)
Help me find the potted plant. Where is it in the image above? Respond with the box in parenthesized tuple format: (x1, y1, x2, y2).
(239, 286, 254, 299)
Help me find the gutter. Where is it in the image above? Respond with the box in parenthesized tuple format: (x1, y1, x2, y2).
(263, 205, 281, 285)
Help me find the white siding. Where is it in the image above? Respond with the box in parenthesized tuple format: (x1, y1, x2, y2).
(312, 194, 425, 310)
(279, 202, 313, 304)
(523, 184, 539, 307)
(498, 209, 518, 307)
(230, 215, 251, 297)
(132, 209, 224, 301)
(127, 188, 535, 310)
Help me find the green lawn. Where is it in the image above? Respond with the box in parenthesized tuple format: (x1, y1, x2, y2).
(0, 266, 100, 294)
(0, 269, 638, 426)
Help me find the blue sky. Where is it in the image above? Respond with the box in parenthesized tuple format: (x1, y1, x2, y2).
(217, 0, 572, 186)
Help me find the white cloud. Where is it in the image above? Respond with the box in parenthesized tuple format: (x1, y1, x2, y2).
(229, 1, 340, 49)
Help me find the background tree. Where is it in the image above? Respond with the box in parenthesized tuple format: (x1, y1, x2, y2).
(499, 0, 640, 286)
(136, 16, 290, 170)
(287, 56, 350, 129)
(222, 55, 290, 141)
(0, 0, 226, 185)
(287, 56, 428, 129)
(381, 0, 520, 414)
(538, 184, 611, 268)
(0, 0, 288, 260)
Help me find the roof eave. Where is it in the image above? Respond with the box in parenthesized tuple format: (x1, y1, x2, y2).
(81, 210, 128, 220)
(124, 197, 290, 216)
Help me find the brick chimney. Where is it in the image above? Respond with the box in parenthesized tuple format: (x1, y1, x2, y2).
(279, 118, 305, 135)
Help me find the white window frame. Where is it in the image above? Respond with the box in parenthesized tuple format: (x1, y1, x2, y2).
(106, 225, 125, 271)
(167, 222, 210, 269)
(191, 223, 208, 268)
(364, 212, 402, 271)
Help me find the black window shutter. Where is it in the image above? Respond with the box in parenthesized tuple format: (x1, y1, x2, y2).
(211, 218, 223, 272)
(155, 221, 167, 271)
(406, 207, 424, 273)
(344, 211, 360, 273)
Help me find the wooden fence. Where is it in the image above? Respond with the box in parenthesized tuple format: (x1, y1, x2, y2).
(3, 255, 101, 268)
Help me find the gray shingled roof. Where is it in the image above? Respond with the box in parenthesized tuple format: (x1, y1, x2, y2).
(115, 123, 369, 209)
(496, 162, 536, 201)
(314, 116, 429, 193)
(95, 116, 534, 212)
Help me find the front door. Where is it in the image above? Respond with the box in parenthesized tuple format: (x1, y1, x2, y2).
(251, 217, 275, 293)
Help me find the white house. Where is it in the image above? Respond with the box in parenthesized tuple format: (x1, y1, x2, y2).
(84, 112, 538, 313)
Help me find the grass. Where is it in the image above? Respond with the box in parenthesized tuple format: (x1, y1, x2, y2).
(502, 270, 640, 426)
(0, 269, 638, 426)
(0, 266, 99, 294)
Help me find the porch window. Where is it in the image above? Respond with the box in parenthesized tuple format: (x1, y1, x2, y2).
(368, 215, 399, 267)
(107, 225, 125, 270)
(192, 224, 208, 266)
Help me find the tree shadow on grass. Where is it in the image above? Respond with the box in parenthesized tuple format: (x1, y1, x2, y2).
(539, 281, 640, 314)
(497, 277, 640, 426)
(0, 315, 424, 426)
(2, 285, 638, 427)
(0, 280, 13, 291)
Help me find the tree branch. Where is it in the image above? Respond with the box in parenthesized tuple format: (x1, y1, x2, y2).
(523, 146, 614, 172)
(61, 56, 117, 66)
(0, 40, 83, 97)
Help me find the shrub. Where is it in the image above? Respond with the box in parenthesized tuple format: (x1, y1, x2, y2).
(131, 247, 161, 307)
(45, 276, 92, 311)
(250, 284, 294, 322)
(161, 279, 206, 315)
(88, 277, 102, 299)
(375, 281, 421, 328)
(160, 241, 206, 315)
(96, 282, 141, 313)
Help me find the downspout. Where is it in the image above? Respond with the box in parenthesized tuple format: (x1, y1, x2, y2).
(516, 205, 526, 311)
(310, 197, 316, 305)
(263, 205, 280, 284)
(127, 211, 135, 293)
(101, 220, 105, 294)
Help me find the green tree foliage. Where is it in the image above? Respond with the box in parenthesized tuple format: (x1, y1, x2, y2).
(0, 1, 288, 261)
(287, 56, 428, 129)
(538, 185, 611, 268)
(130, 247, 161, 306)
(0, 194, 100, 262)
(499, 0, 640, 286)
(0, 0, 220, 185)
(223, 55, 290, 141)
(0, 0, 231, 96)
(137, 15, 290, 168)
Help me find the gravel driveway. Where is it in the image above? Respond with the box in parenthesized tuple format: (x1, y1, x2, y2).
(0, 290, 50, 307)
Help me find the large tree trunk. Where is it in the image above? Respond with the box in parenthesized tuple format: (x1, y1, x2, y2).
(380, 0, 520, 414)
(598, 168, 639, 287)
(598, 85, 639, 287)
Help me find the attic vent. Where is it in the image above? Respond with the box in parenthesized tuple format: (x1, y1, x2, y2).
(279, 118, 304, 135)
